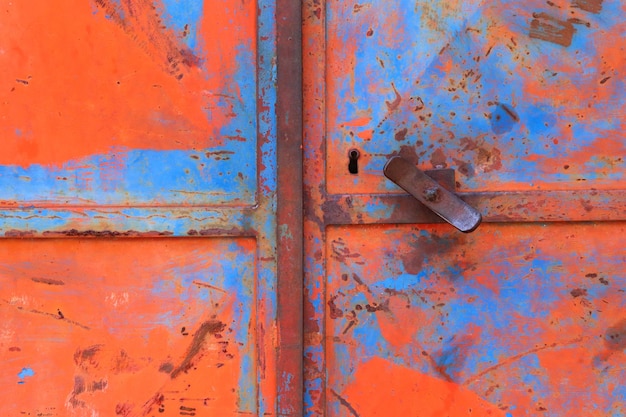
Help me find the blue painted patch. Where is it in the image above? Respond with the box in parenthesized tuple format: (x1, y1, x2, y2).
(148, 241, 255, 340)
(328, 0, 625, 192)
(159, 0, 204, 51)
(237, 353, 255, 412)
(0, 146, 256, 206)
(17, 367, 35, 384)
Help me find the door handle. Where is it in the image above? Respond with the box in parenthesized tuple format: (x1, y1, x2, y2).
(383, 156, 482, 232)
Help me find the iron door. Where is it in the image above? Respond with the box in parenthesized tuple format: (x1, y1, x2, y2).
(0, 1, 302, 416)
(304, 0, 625, 416)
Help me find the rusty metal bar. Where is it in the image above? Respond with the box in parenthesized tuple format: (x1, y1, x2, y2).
(0, 207, 259, 238)
(323, 189, 626, 225)
(276, 0, 303, 414)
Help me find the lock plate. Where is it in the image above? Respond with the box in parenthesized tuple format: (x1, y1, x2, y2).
(384, 156, 482, 232)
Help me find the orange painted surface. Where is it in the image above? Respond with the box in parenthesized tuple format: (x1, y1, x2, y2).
(0, 0, 255, 167)
(0, 238, 257, 416)
(0, 0, 291, 415)
(340, 357, 504, 416)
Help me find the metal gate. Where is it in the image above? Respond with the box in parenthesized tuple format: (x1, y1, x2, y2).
(304, 0, 625, 416)
(0, 1, 301, 416)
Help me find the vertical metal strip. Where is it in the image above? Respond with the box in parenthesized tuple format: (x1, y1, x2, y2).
(276, 0, 304, 415)
(302, 0, 328, 414)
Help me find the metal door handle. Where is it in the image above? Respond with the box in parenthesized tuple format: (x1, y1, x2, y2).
(383, 156, 482, 232)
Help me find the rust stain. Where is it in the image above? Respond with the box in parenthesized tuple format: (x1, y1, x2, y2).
(351, 273, 371, 294)
(323, 201, 352, 225)
(568, 17, 591, 27)
(394, 128, 408, 141)
(400, 233, 462, 275)
(529, 12, 576, 47)
(4, 230, 37, 238)
(452, 158, 475, 178)
(385, 83, 402, 111)
(170, 319, 226, 378)
(477, 147, 503, 173)
(330, 389, 360, 417)
(94, 0, 201, 78)
(192, 280, 227, 293)
(115, 402, 133, 416)
(571, 0, 604, 13)
(2, 299, 91, 330)
(330, 239, 364, 264)
(327, 294, 344, 319)
(580, 199, 594, 212)
(500, 103, 520, 122)
(605, 319, 626, 351)
(31, 277, 65, 286)
(352, 3, 369, 13)
(158, 362, 175, 373)
(41, 230, 174, 238)
(570, 288, 588, 298)
(464, 336, 586, 384)
(430, 148, 448, 168)
(364, 299, 390, 313)
(68, 376, 88, 407)
(388, 144, 424, 167)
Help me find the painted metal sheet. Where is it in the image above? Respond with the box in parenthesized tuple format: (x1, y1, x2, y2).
(0, 0, 303, 415)
(0, 238, 257, 416)
(325, 223, 625, 416)
(0, 0, 257, 206)
(303, 0, 626, 415)
(324, 0, 624, 194)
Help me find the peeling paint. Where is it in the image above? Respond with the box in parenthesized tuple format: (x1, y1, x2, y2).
(304, 1, 626, 416)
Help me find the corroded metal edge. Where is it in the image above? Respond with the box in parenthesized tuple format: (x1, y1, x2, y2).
(276, 0, 304, 414)
(323, 190, 626, 225)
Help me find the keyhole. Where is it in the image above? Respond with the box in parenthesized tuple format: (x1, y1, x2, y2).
(348, 149, 360, 174)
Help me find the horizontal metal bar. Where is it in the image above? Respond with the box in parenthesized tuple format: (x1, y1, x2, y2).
(323, 189, 626, 225)
(0, 206, 261, 238)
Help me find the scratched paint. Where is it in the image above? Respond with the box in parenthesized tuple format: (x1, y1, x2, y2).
(324, 0, 625, 194)
(324, 223, 626, 416)
(303, 0, 626, 416)
(0, 0, 294, 415)
(0, 0, 257, 205)
(0, 238, 257, 416)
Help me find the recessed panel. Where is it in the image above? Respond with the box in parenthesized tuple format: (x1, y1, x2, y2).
(326, 0, 625, 194)
(326, 223, 625, 416)
(0, 1, 257, 205)
(0, 238, 257, 416)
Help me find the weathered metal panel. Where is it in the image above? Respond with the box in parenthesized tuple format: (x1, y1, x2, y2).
(303, 0, 625, 415)
(325, 223, 626, 416)
(324, 0, 625, 195)
(0, 0, 303, 415)
(0, 0, 258, 206)
(0, 238, 257, 416)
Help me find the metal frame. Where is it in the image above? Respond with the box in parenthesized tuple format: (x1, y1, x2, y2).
(276, 0, 304, 414)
